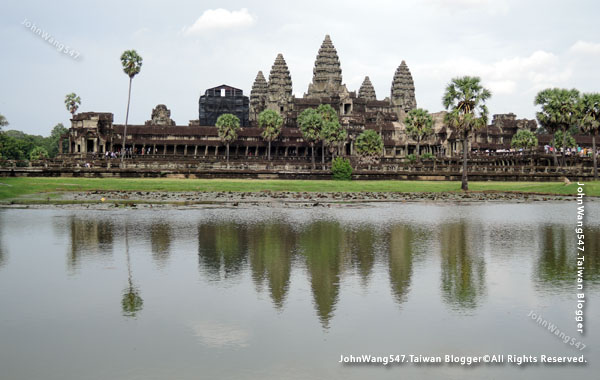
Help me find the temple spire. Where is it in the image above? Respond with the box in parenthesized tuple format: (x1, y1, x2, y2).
(306, 34, 344, 98)
(266, 54, 293, 114)
(390, 60, 416, 112)
(358, 76, 376, 101)
(250, 71, 268, 121)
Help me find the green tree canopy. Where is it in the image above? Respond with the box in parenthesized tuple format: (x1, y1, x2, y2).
(216, 113, 241, 165)
(355, 129, 383, 163)
(534, 88, 580, 167)
(64, 93, 81, 116)
(579, 93, 600, 179)
(0, 114, 8, 130)
(29, 146, 49, 160)
(550, 130, 576, 149)
(258, 109, 283, 161)
(442, 76, 491, 191)
(298, 108, 323, 169)
(511, 129, 539, 151)
(404, 108, 433, 159)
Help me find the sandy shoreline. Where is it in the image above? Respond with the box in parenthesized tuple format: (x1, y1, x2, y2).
(0, 190, 588, 209)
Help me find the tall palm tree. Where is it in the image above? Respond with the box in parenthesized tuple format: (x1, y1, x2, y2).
(442, 76, 491, 191)
(64, 93, 81, 116)
(258, 109, 283, 161)
(404, 108, 434, 161)
(534, 88, 580, 168)
(120, 50, 143, 165)
(215, 113, 241, 167)
(298, 108, 323, 170)
(579, 93, 600, 179)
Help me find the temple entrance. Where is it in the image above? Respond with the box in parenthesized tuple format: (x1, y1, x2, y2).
(87, 139, 94, 153)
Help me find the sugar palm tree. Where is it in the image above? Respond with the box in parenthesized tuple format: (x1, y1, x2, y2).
(404, 108, 433, 161)
(579, 93, 600, 179)
(258, 109, 283, 161)
(120, 50, 143, 165)
(216, 113, 241, 167)
(442, 76, 491, 191)
(298, 108, 323, 170)
(317, 104, 337, 164)
(534, 88, 580, 168)
(0, 114, 8, 130)
(64, 93, 81, 116)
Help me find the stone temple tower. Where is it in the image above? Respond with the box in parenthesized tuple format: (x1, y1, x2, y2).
(390, 60, 417, 117)
(358, 76, 377, 101)
(266, 53, 293, 114)
(249, 71, 268, 121)
(306, 35, 348, 99)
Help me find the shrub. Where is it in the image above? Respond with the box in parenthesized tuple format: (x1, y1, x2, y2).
(331, 157, 352, 180)
(407, 154, 417, 163)
(421, 152, 434, 160)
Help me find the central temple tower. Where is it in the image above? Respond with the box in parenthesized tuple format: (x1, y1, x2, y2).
(305, 35, 348, 99)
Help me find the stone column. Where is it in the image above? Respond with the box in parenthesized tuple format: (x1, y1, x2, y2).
(194, 145, 198, 156)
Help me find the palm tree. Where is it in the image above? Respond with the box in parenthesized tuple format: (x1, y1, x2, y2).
(298, 108, 323, 170)
(404, 108, 434, 161)
(258, 109, 283, 161)
(355, 129, 384, 169)
(442, 76, 491, 191)
(534, 88, 580, 168)
(321, 119, 347, 160)
(579, 93, 600, 179)
(317, 104, 337, 164)
(64, 93, 81, 116)
(0, 114, 8, 131)
(120, 50, 143, 165)
(122, 224, 143, 318)
(215, 113, 241, 167)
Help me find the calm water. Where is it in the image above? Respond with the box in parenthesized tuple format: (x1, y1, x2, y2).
(0, 203, 598, 379)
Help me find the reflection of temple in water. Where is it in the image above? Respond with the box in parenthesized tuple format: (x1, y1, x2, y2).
(536, 225, 600, 290)
(150, 223, 172, 267)
(439, 222, 486, 310)
(68, 216, 114, 271)
(298, 221, 344, 328)
(248, 223, 294, 309)
(388, 225, 417, 305)
(198, 222, 247, 281)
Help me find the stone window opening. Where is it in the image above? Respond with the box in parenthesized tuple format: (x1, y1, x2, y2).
(344, 103, 351, 114)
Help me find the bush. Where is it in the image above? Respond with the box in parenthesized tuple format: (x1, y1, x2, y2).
(407, 154, 417, 163)
(421, 152, 434, 160)
(331, 157, 352, 180)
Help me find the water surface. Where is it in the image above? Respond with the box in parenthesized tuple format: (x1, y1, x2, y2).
(0, 202, 598, 379)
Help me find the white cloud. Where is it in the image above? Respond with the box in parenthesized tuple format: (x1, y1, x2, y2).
(183, 8, 255, 35)
(424, 0, 509, 14)
(569, 40, 600, 55)
(413, 50, 571, 95)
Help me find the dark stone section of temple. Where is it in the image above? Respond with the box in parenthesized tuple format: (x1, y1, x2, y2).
(199, 85, 249, 127)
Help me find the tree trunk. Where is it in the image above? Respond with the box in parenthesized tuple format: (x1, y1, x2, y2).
(461, 130, 469, 191)
(416, 140, 421, 162)
(551, 136, 559, 169)
(593, 133, 598, 180)
(268, 140, 271, 161)
(561, 128, 567, 167)
(321, 141, 325, 164)
(226, 143, 230, 168)
(311, 143, 315, 170)
(120, 77, 133, 167)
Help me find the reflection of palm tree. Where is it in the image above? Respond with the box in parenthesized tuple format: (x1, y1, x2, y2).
(388, 225, 416, 305)
(439, 222, 485, 310)
(198, 222, 246, 281)
(122, 224, 143, 317)
(299, 221, 343, 328)
(150, 223, 172, 266)
(248, 223, 294, 309)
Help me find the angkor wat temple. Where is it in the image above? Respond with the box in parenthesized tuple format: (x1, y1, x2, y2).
(64, 35, 537, 159)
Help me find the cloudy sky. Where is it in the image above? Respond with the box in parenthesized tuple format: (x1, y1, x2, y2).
(1, 0, 599, 135)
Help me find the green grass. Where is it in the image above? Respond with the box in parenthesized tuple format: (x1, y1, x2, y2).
(0, 177, 597, 201)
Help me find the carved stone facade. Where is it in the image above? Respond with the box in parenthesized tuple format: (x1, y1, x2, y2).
(249, 71, 268, 121)
(65, 34, 538, 160)
(358, 76, 377, 101)
(145, 104, 175, 126)
(266, 53, 294, 116)
(390, 61, 417, 117)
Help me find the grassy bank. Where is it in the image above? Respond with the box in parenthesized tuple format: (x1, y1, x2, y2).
(0, 177, 597, 200)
